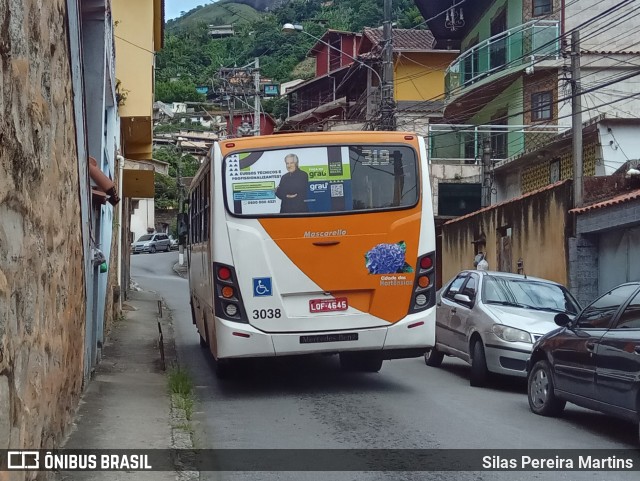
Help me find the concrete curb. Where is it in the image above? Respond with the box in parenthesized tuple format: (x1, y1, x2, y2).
(162, 298, 199, 480)
(173, 262, 188, 279)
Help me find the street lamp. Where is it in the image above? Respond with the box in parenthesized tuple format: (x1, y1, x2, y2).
(282, 23, 385, 121)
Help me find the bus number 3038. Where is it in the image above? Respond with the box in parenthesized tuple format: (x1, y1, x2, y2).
(252, 309, 282, 320)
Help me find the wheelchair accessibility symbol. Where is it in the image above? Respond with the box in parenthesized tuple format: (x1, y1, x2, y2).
(253, 277, 272, 297)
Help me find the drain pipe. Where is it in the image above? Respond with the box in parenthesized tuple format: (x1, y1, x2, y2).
(117, 155, 125, 307)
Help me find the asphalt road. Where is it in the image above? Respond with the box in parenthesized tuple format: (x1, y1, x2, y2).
(131, 252, 639, 481)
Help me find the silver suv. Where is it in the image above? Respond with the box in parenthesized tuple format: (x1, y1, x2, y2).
(131, 233, 172, 254)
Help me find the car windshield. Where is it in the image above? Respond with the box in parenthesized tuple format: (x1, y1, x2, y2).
(137, 235, 153, 242)
(482, 276, 580, 314)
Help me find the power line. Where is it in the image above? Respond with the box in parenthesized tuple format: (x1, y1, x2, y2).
(392, 0, 638, 118)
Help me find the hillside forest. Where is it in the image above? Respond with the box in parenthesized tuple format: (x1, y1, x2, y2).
(155, 0, 426, 108)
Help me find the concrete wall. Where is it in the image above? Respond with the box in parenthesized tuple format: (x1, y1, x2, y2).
(112, 0, 155, 118)
(430, 164, 483, 216)
(442, 181, 572, 286)
(559, 0, 640, 151)
(395, 52, 457, 102)
(0, 0, 85, 453)
(566, 0, 640, 51)
(131, 199, 156, 242)
(155, 208, 178, 234)
(596, 121, 640, 175)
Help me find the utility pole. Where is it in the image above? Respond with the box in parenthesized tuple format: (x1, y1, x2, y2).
(227, 95, 234, 138)
(176, 137, 185, 266)
(381, 0, 395, 131)
(253, 57, 261, 136)
(571, 30, 583, 208)
(481, 138, 492, 207)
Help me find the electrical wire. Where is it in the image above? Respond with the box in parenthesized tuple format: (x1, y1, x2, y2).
(288, 0, 640, 132)
(392, 0, 639, 119)
(394, 33, 640, 132)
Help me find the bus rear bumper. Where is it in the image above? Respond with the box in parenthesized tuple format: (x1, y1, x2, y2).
(215, 308, 435, 359)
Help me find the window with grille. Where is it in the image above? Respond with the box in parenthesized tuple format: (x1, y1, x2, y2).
(533, 0, 553, 17)
(532, 91, 553, 121)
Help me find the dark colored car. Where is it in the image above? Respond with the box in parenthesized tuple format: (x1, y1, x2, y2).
(527, 282, 640, 442)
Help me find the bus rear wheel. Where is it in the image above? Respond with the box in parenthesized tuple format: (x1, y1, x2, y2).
(339, 352, 383, 373)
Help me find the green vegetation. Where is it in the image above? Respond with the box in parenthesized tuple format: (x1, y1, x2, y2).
(155, 78, 206, 104)
(153, 146, 200, 209)
(166, 1, 261, 34)
(155, 0, 425, 112)
(168, 366, 195, 420)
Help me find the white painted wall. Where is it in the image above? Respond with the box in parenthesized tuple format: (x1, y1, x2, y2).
(172, 102, 187, 113)
(130, 198, 156, 242)
(566, 0, 640, 52)
(494, 169, 522, 203)
(560, 1, 640, 124)
(597, 121, 640, 175)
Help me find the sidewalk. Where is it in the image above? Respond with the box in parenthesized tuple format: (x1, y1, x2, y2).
(55, 290, 186, 480)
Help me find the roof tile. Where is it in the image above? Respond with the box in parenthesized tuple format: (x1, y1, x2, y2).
(445, 180, 570, 225)
(363, 28, 436, 51)
(570, 189, 640, 214)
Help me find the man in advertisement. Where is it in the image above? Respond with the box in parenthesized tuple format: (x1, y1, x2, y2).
(275, 153, 309, 213)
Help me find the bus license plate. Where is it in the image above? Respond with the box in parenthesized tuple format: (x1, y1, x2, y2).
(309, 297, 348, 313)
(300, 333, 358, 344)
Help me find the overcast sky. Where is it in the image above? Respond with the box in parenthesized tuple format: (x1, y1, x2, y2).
(165, 0, 213, 20)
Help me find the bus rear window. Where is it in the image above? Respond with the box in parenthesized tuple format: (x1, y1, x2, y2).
(224, 145, 419, 216)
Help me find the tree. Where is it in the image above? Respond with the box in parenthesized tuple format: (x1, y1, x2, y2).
(153, 146, 200, 178)
(262, 96, 288, 120)
(154, 172, 178, 209)
(155, 79, 206, 103)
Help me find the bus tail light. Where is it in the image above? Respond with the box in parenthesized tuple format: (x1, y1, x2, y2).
(218, 266, 231, 281)
(408, 252, 436, 314)
(213, 262, 249, 324)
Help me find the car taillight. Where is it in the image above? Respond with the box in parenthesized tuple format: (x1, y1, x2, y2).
(408, 252, 436, 314)
(213, 263, 248, 323)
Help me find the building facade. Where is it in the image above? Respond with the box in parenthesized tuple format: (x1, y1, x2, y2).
(414, 0, 640, 295)
(0, 0, 129, 455)
(113, 0, 164, 297)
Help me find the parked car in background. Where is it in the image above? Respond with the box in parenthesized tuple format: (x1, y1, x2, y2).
(169, 235, 179, 250)
(425, 270, 581, 386)
(527, 282, 640, 442)
(131, 233, 172, 254)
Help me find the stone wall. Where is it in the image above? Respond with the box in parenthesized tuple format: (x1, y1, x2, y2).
(0, 0, 85, 459)
(155, 208, 178, 235)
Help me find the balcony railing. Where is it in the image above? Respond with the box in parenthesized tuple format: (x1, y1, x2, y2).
(428, 123, 570, 164)
(445, 20, 560, 97)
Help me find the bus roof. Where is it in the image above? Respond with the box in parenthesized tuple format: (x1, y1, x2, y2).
(219, 131, 421, 156)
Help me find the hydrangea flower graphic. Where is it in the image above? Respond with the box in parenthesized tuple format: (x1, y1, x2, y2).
(365, 241, 414, 274)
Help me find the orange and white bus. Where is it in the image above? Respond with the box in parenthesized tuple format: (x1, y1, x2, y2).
(187, 131, 436, 377)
